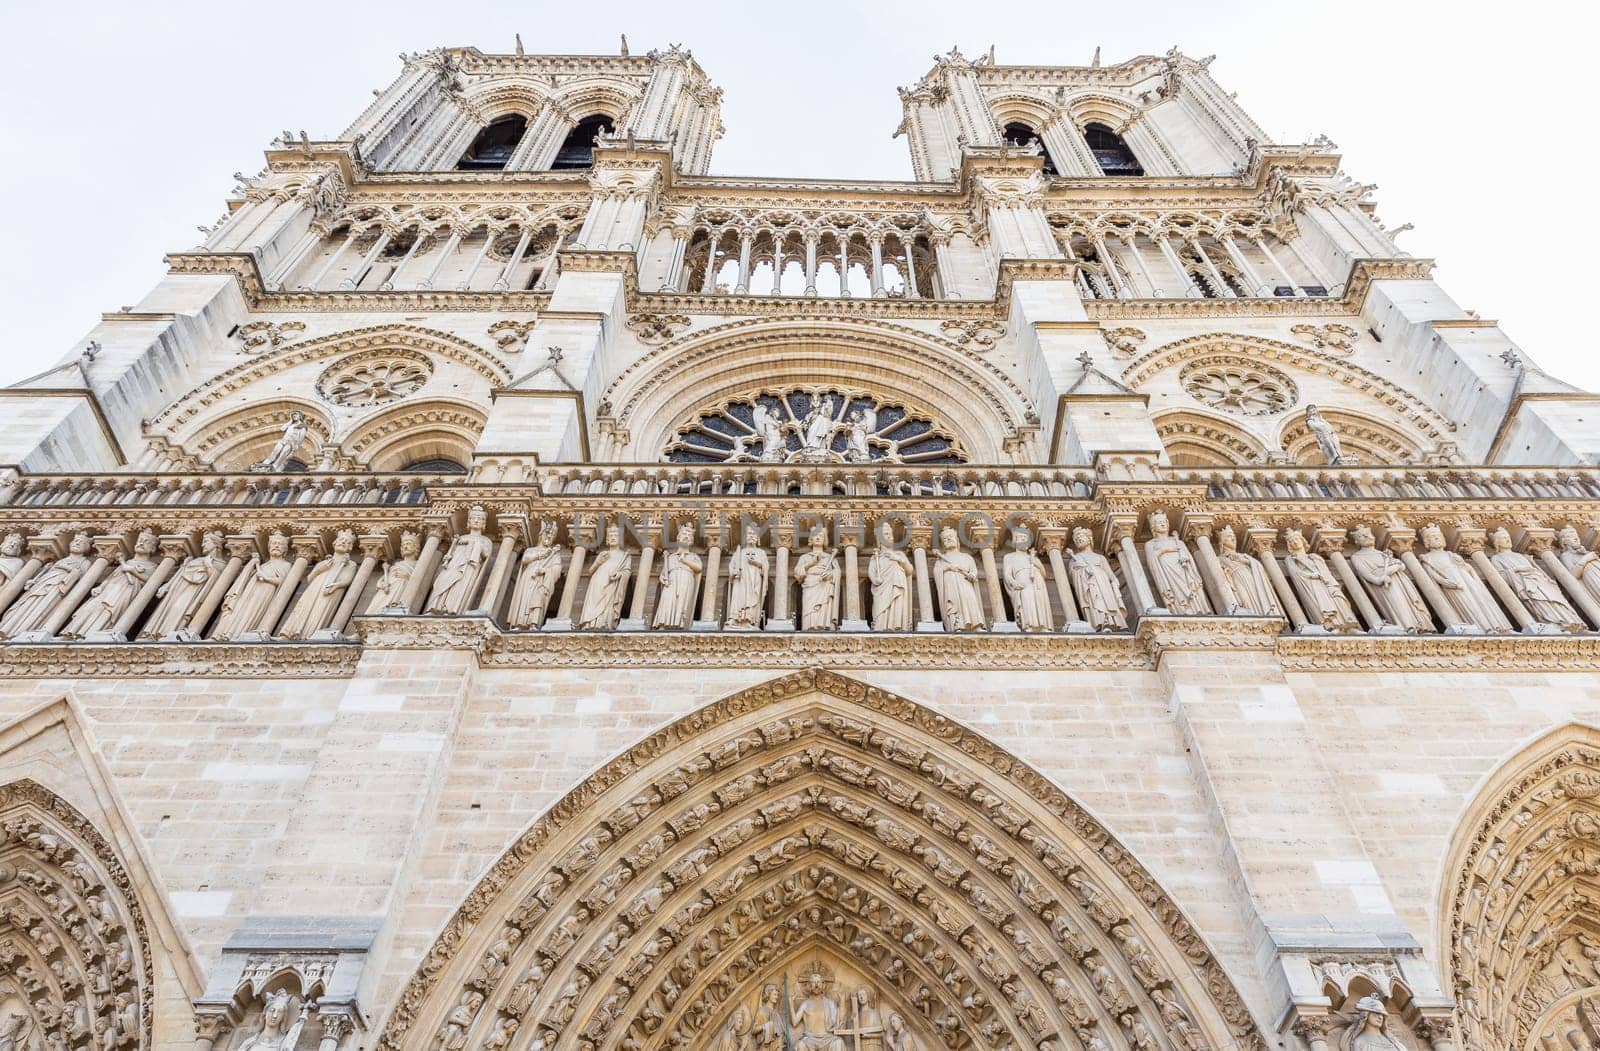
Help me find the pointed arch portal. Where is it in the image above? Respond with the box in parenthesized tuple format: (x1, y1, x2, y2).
(380, 671, 1263, 1051)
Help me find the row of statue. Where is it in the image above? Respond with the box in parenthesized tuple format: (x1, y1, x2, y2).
(0, 509, 1598, 642)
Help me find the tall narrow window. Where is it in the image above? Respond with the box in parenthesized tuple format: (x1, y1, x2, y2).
(553, 115, 615, 170)
(1083, 123, 1144, 176)
(1002, 121, 1058, 176)
(457, 115, 528, 171)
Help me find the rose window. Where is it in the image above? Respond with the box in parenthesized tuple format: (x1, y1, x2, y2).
(317, 354, 432, 408)
(1180, 360, 1296, 416)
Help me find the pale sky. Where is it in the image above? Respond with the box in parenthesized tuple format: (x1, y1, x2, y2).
(1, 1, 1592, 389)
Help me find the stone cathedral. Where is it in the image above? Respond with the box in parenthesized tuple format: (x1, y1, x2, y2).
(2, 37, 1600, 1051)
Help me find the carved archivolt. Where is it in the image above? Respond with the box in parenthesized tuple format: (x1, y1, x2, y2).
(0, 779, 155, 1051)
(191, 400, 332, 471)
(340, 399, 487, 470)
(379, 669, 1264, 1051)
(1152, 410, 1267, 466)
(1278, 407, 1421, 466)
(1442, 724, 1600, 1051)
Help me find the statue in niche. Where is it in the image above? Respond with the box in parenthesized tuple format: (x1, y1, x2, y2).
(844, 406, 876, 463)
(725, 526, 769, 629)
(868, 522, 913, 631)
(62, 530, 159, 638)
(1416, 523, 1512, 631)
(1282, 529, 1360, 632)
(0, 532, 92, 637)
(790, 965, 848, 1051)
(213, 532, 293, 640)
(652, 523, 702, 630)
(578, 524, 631, 630)
(1348, 525, 1433, 632)
(1001, 527, 1052, 631)
(1304, 404, 1348, 465)
(1339, 995, 1406, 1050)
(1488, 526, 1585, 630)
(236, 991, 307, 1051)
(749, 402, 788, 463)
(508, 520, 566, 629)
(366, 531, 420, 614)
(1215, 525, 1278, 616)
(800, 395, 840, 456)
(425, 506, 494, 614)
(250, 411, 309, 472)
(1143, 511, 1210, 614)
(1068, 526, 1127, 631)
(934, 526, 986, 631)
(0, 533, 25, 589)
(794, 530, 840, 630)
(279, 530, 358, 639)
(1558, 525, 1600, 607)
(141, 531, 225, 639)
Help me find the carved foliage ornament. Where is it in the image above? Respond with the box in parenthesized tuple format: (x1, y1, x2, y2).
(627, 313, 692, 346)
(667, 386, 967, 466)
(939, 319, 1007, 352)
(1291, 322, 1360, 354)
(316, 351, 433, 409)
(1180, 357, 1297, 417)
(237, 321, 307, 355)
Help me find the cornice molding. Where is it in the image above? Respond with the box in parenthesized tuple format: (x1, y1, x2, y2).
(0, 642, 361, 678)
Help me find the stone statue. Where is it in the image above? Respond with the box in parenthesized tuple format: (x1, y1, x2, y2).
(1348, 524, 1433, 632)
(236, 991, 306, 1051)
(1068, 526, 1128, 631)
(794, 530, 840, 630)
(652, 523, 702, 630)
(213, 532, 293, 640)
(933, 526, 986, 631)
(577, 524, 631, 630)
(801, 395, 839, 455)
(868, 523, 914, 631)
(366, 531, 421, 613)
(0, 532, 92, 638)
(751, 982, 784, 1051)
(1215, 526, 1278, 616)
(1283, 530, 1360, 632)
(1304, 404, 1346, 465)
(1558, 525, 1600, 608)
(884, 1012, 920, 1051)
(61, 530, 159, 638)
(710, 1004, 753, 1051)
(426, 506, 494, 614)
(0, 533, 25, 589)
(508, 521, 566, 629)
(1341, 995, 1405, 1050)
(1489, 527, 1585, 631)
(1001, 528, 1052, 631)
(250, 411, 309, 472)
(0, 1012, 29, 1051)
(751, 402, 787, 463)
(1143, 511, 1210, 614)
(844, 406, 876, 463)
(1417, 523, 1512, 631)
(790, 967, 847, 1051)
(848, 986, 882, 1030)
(279, 530, 359, 639)
(141, 531, 225, 639)
(436, 991, 483, 1051)
(725, 526, 769, 629)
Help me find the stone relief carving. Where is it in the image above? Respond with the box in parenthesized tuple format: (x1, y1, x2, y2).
(213, 533, 293, 641)
(666, 387, 966, 466)
(486, 320, 537, 355)
(1416, 523, 1511, 633)
(1290, 322, 1359, 354)
(279, 530, 358, 639)
(938, 319, 1006, 352)
(1487, 527, 1584, 631)
(365, 531, 420, 614)
(140, 532, 226, 640)
(0, 533, 93, 639)
(627, 312, 692, 346)
(1282, 530, 1360, 633)
(237, 321, 307, 354)
(61, 531, 159, 640)
(1099, 327, 1147, 359)
(315, 353, 431, 409)
(1214, 526, 1278, 616)
(1348, 525, 1433, 633)
(1180, 359, 1296, 417)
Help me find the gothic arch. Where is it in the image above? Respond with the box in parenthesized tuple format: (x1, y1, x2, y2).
(0, 778, 159, 1050)
(1440, 723, 1600, 1050)
(604, 320, 1036, 463)
(1063, 92, 1142, 130)
(378, 670, 1265, 1051)
(1152, 409, 1268, 466)
(461, 79, 555, 121)
(341, 398, 487, 470)
(1277, 407, 1421, 466)
(192, 398, 332, 471)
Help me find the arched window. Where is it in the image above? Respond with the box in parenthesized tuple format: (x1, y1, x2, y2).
(552, 115, 615, 170)
(400, 457, 467, 474)
(457, 115, 528, 171)
(1001, 121, 1058, 176)
(1082, 122, 1144, 176)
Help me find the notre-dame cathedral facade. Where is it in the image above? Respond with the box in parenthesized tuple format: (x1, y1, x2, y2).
(0, 40, 1594, 1051)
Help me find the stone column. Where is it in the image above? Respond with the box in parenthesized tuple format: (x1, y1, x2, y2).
(869, 234, 886, 297)
(1290, 1015, 1336, 1051)
(321, 535, 387, 637)
(1190, 238, 1236, 297)
(910, 531, 938, 631)
(1180, 516, 1233, 615)
(702, 228, 723, 292)
(470, 514, 525, 618)
(1220, 234, 1270, 296)
(1246, 526, 1309, 630)
(419, 228, 463, 290)
(695, 536, 723, 629)
(978, 544, 1010, 631)
(1253, 234, 1301, 295)
(803, 235, 819, 296)
(39, 540, 117, 639)
(1456, 527, 1536, 632)
(621, 517, 657, 631)
(841, 535, 867, 631)
(307, 227, 359, 290)
(1155, 234, 1200, 297)
(734, 229, 753, 293)
(381, 229, 428, 290)
(401, 522, 448, 615)
(0, 546, 46, 618)
(256, 537, 318, 638)
(1385, 527, 1458, 631)
(548, 537, 590, 629)
(1314, 528, 1384, 632)
(186, 539, 255, 638)
(1040, 527, 1089, 632)
(491, 226, 534, 292)
(837, 236, 851, 297)
(455, 228, 496, 290)
(1092, 234, 1131, 297)
(1111, 518, 1160, 616)
(338, 231, 389, 290)
(768, 528, 793, 631)
(105, 538, 185, 640)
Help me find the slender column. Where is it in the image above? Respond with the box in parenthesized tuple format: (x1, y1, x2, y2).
(771, 545, 791, 623)
(902, 238, 921, 299)
(1318, 541, 1384, 631)
(702, 229, 722, 292)
(1253, 234, 1301, 295)
(1281, 234, 1326, 290)
(842, 539, 864, 627)
(533, 231, 563, 291)
(108, 544, 182, 639)
(42, 548, 114, 638)
(1092, 235, 1131, 297)
(381, 229, 428, 290)
(978, 545, 1008, 629)
(1155, 234, 1200, 297)
(664, 230, 691, 291)
(1291, 1017, 1336, 1051)
(491, 225, 534, 291)
(187, 540, 253, 636)
(1186, 528, 1234, 615)
(267, 226, 323, 289)
(734, 230, 753, 293)
(1533, 536, 1600, 628)
(553, 543, 590, 622)
(869, 236, 886, 297)
(307, 228, 358, 290)
(837, 237, 851, 297)
(627, 541, 657, 624)
(471, 521, 523, 618)
(257, 539, 317, 637)
(1042, 538, 1083, 624)
(455, 228, 496, 290)
(1116, 531, 1161, 615)
(803, 236, 819, 296)
(698, 542, 723, 625)
(1392, 535, 1458, 630)
(315, 1013, 354, 1051)
(419, 228, 463, 290)
(338, 231, 390, 290)
(1190, 238, 1236, 297)
(911, 535, 937, 629)
(1220, 234, 1270, 296)
(401, 524, 447, 615)
(1247, 529, 1308, 629)
(1118, 234, 1159, 297)
(0, 556, 44, 618)
(769, 239, 785, 296)
(325, 537, 386, 635)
